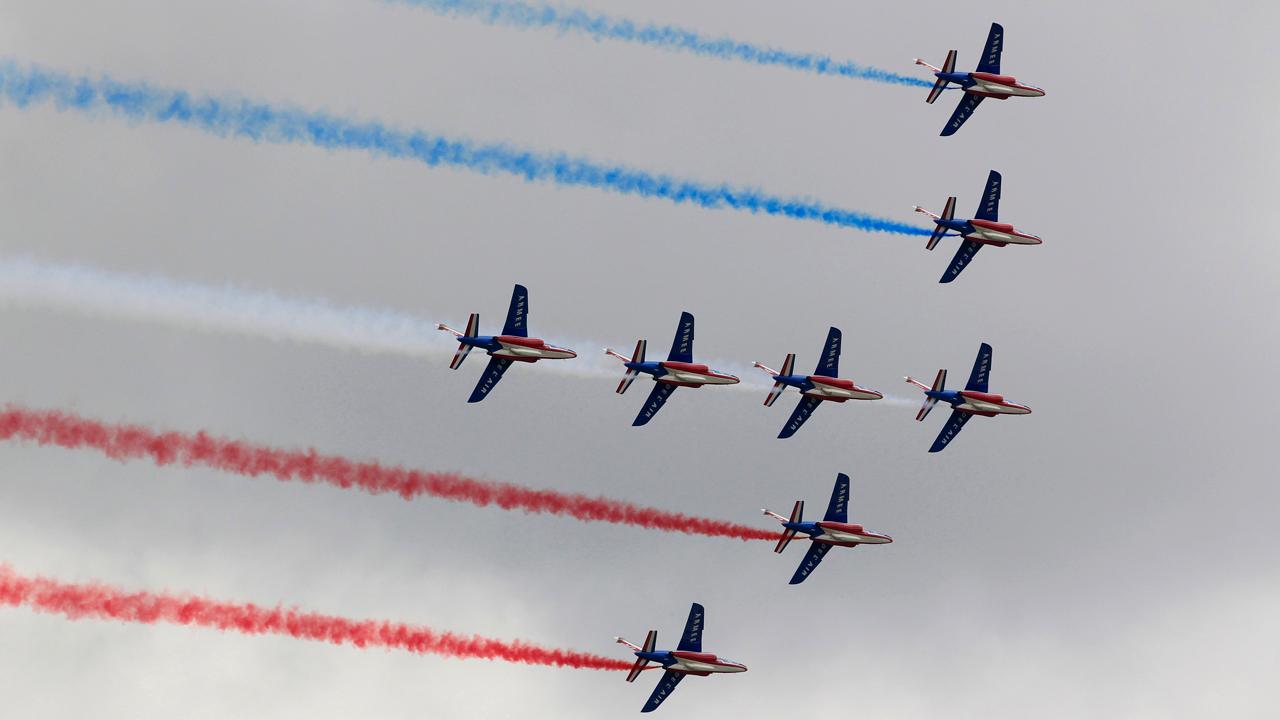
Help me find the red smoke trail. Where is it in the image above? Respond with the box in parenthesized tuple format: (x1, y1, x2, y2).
(0, 564, 630, 670)
(0, 405, 776, 541)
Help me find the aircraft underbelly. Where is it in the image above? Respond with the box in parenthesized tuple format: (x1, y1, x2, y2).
(975, 80, 1039, 97)
(967, 227, 1036, 245)
(957, 400, 1028, 414)
(816, 529, 883, 544)
(804, 385, 879, 400)
(670, 659, 744, 674)
(664, 370, 735, 385)
(493, 345, 574, 360)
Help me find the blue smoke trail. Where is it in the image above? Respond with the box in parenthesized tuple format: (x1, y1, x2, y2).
(0, 62, 927, 236)
(391, 0, 929, 88)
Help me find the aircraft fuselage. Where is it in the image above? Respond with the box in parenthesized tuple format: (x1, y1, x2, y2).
(773, 373, 883, 402)
(635, 650, 747, 676)
(936, 218, 1041, 247)
(627, 360, 740, 387)
(937, 71, 1044, 99)
(458, 335, 577, 362)
(927, 389, 1031, 417)
(782, 520, 893, 547)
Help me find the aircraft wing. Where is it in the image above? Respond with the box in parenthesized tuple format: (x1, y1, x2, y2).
(632, 382, 677, 426)
(641, 670, 686, 713)
(676, 602, 704, 652)
(667, 311, 695, 363)
(500, 284, 529, 337)
(789, 541, 834, 584)
(466, 357, 513, 403)
(974, 170, 1002, 221)
(976, 22, 1004, 74)
(813, 327, 841, 377)
(823, 472, 850, 523)
(778, 396, 822, 439)
(965, 342, 993, 392)
(928, 410, 972, 452)
(940, 93, 984, 137)
(939, 239, 984, 284)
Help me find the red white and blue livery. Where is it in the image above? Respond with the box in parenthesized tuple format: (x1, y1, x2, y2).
(606, 312, 739, 426)
(437, 284, 577, 402)
(906, 342, 1031, 452)
(762, 473, 892, 585)
(914, 170, 1041, 283)
(753, 327, 882, 438)
(915, 22, 1044, 136)
(615, 602, 746, 713)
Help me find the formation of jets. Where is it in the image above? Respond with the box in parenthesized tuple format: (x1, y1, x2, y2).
(438, 285, 1030, 453)
(433, 21, 1044, 713)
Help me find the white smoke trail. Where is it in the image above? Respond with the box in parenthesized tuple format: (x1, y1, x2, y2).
(0, 257, 914, 401)
(0, 255, 461, 357)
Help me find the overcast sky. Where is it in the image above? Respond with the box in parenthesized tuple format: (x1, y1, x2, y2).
(2, 1, 1278, 717)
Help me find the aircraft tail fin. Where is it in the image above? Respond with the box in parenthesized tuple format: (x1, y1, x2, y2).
(756, 353, 795, 406)
(927, 196, 956, 250)
(921, 49, 957, 103)
(772, 500, 804, 553)
(607, 340, 646, 394)
(439, 313, 480, 369)
(912, 368, 946, 421)
(621, 630, 657, 682)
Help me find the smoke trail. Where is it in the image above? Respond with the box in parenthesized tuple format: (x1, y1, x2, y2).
(0, 405, 778, 541)
(0, 256, 458, 359)
(0, 256, 778, 388)
(0, 61, 928, 237)
(0, 564, 630, 670)
(389, 0, 929, 88)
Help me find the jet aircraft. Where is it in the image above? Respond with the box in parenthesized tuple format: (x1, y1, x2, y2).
(915, 22, 1044, 136)
(437, 284, 576, 402)
(615, 602, 746, 713)
(905, 342, 1030, 452)
(753, 327, 882, 438)
(762, 473, 892, 584)
(606, 312, 739, 426)
(914, 170, 1041, 283)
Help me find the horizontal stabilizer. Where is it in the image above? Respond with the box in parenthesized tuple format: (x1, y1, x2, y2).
(774, 528, 798, 554)
(449, 342, 472, 370)
(916, 396, 938, 421)
(764, 381, 785, 407)
(617, 369, 639, 395)
(626, 656, 649, 683)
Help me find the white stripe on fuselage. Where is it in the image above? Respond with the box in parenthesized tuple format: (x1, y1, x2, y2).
(660, 370, 737, 385)
(668, 658, 746, 674)
(955, 399, 1030, 414)
(972, 80, 1043, 97)
(814, 529, 891, 544)
(493, 343, 575, 360)
(803, 384, 881, 400)
(964, 225, 1039, 246)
